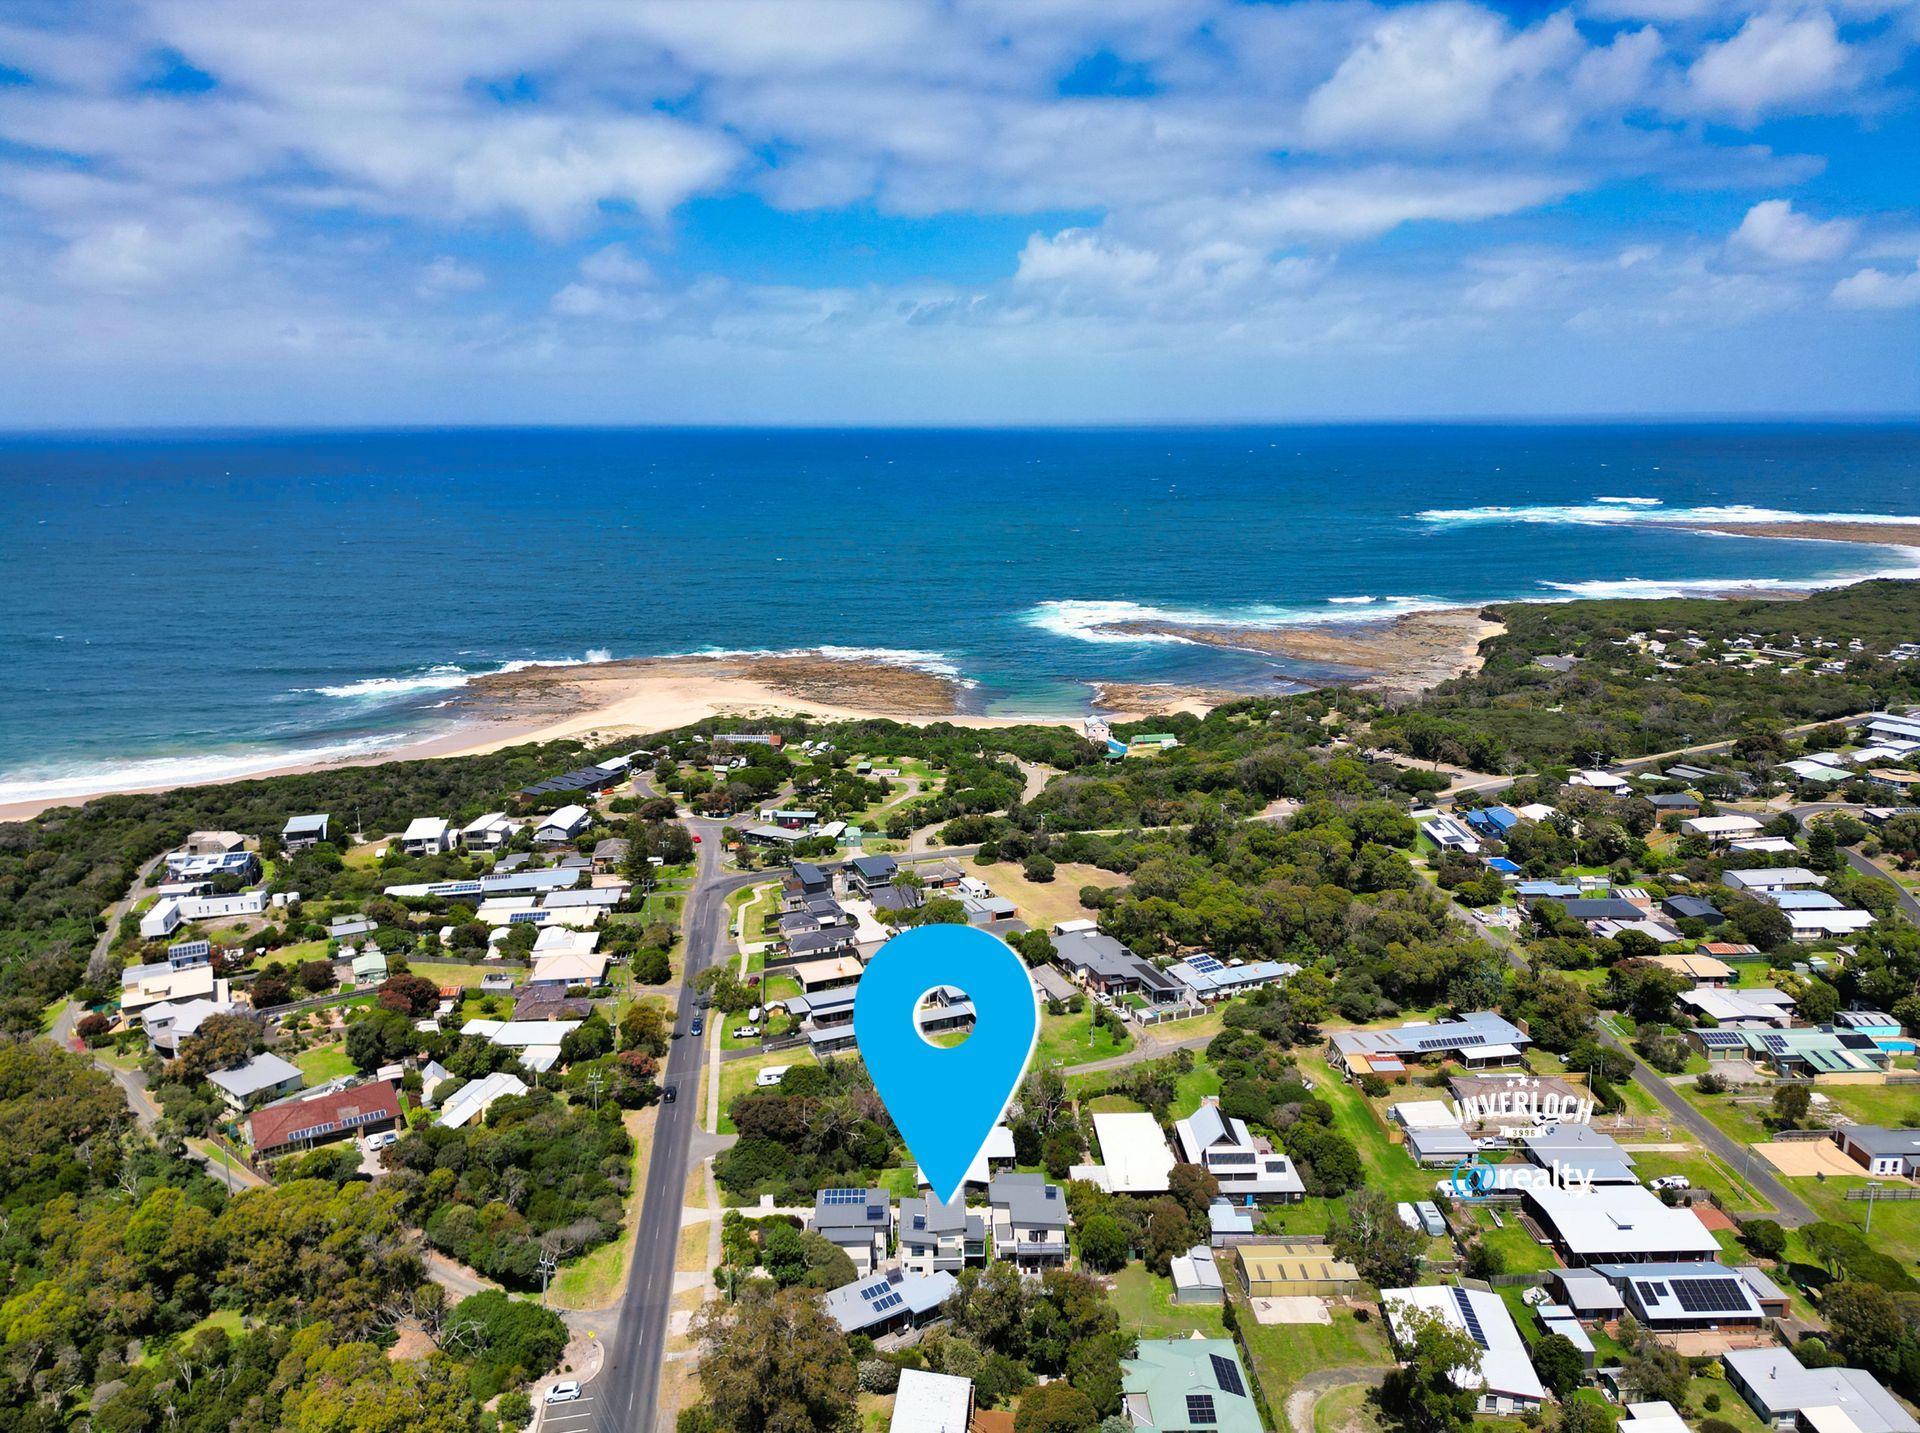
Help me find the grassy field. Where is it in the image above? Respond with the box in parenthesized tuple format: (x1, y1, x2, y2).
(137, 1309, 245, 1366)
(1314, 1381, 1381, 1433)
(1468, 1206, 1559, 1273)
(971, 861, 1132, 932)
(1034, 1010, 1131, 1070)
(406, 961, 520, 989)
(1109, 1264, 1229, 1339)
(1229, 1291, 1391, 1411)
(1816, 1083, 1920, 1126)
(1296, 1053, 1436, 1202)
(295, 1043, 357, 1085)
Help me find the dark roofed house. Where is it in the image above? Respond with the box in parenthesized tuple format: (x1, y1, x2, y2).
(592, 838, 630, 872)
(1662, 895, 1726, 926)
(989, 1174, 1070, 1271)
(1559, 897, 1646, 923)
(1052, 929, 1182, 1002)
(785, 926, 858, 958)
(282, 813, 330, 852)
(786, 862, 831, 898)
(1835, 1125, 1920, 1177)
(247, 1080, 400, 1157)
(847, 854, 898, 895)
(1649, 793, 1701, 813)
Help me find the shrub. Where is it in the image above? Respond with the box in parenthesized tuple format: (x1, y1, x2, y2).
(496, 1391, 532, 1431)
(1703, 1394, 1722, 1413)
(858, 1359, 900, 1394)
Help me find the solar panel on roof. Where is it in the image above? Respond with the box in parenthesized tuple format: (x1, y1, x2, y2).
(872, 1291, 904, 1312)
(824, 1188, 865, 1205)
(1210, 1353, 1246, 1397)
(866, 1205, 885, 1221)
(1763, 1033, 1790, 1053)
(1673, 1278, 1749, 1315)
(859, 1279, 891, 1299)
(1188, 954, 1224, 973)
(1450, 1286, 1488, 1347)
(1637, 1281, 1668, 1304)
(1186, 1394, 1218, 1425)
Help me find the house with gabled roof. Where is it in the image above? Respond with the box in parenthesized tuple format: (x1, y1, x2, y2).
(809, 1187, 892, 1277)
(1120, 1339, 1261, 1433)
(1174, 1098, 1304, 1202)
(988, 1174, 1069, 1271)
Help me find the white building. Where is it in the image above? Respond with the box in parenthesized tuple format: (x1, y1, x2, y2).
(400, 817, 454, 855)
(1383, 1284, 1546, 1414)
(1682, 815, 1764, 841)
(534, 804, 590, 844)
(461, 812, 517, 850)
(1080, 1111, 1176, 1193)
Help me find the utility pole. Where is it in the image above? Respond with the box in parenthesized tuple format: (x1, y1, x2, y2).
(537, 1247, 558, 1300)
(1866, 1182, 1884, 1233)
(585, 1070, 604, 1111)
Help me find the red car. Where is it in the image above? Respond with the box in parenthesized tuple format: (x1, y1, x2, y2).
(691, 834, 702, 843)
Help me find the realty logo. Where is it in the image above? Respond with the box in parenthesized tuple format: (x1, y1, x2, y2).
(1452, 1157, 1498, 1201)
(1449, 1156, 1594, 1201)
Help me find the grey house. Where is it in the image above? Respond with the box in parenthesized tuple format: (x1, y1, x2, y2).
(898, 1194, 987, 1276)
(989, 1173, 1070, 1271)
(809, 1188, 892, 1276)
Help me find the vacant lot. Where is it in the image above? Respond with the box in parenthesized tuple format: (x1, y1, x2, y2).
(974, 861, 1130, 932)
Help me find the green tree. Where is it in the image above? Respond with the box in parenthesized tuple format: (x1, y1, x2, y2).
(1741, 1219, 1787, 1261)
(1531, 1333, 1585, 1397)
(1772, 1083, 1812, 1126)
(1381, 1300, 1482, 1433)
(1333, 1188, 1426, 1289)
(1015, 1381, 1098, 1433)
(691, 1284, 858, 1433)
(1077, 1214, 1128, 1272)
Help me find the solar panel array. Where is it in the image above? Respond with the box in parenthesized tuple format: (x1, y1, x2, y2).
(1210, 1354, 1246, 1397)
(872, 1291, 903, 1312)
(823, 1188, 866, 1205)
(1187, 954, 1224, 974)
(1673, 1277, 1751, 1315)
(1695, 1029, 1745, 1048)
(866, 1205, 886, 1221)
(1450, 1286, 1488, 1348)
(858, 1279, 891, 1299)
(1636, 1281, 1669, 1304)
(1763, 1033, 1790, 1054)
(1186, 1394, 1218, 1426)
(1418, 1030, 1486, 1051)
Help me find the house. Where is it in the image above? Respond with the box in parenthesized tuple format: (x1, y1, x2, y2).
(1867, 769, 1920, 795)
(1649, 793, 1701, 815)
(1723, 867, 1824, 893)
(533, 805, 590, 845)
(1678, 986, 1798, 1028)
(810, 1188, 893, 1277)
(793, 954, 864, 994)
(1174, 1099, 1305, 1201)
(1643, 951, 1734, 985)
(163, 848, 261, 883)
(1771, 889, 1845, 912)
(177, 890, 267, 923)
(785, 862, 833, 899)
(822, 1268, 957, 1339)
(1702, 1027, 1889, 1076)
(208, 1052, 306, 1110)
(527, 951, 611, 988)
(1571, 770, 1631, 794)
(1207, 1199, 1256, 1247)
(1723, 1348, 1919, 1433)
(282, 813, 331, 852)
(1522, 1183, 1719, 1266)
(1422, 816, 1482, 855)
(1522, 1124, 1638, 1184)
(988, 1174, 1070, 1270)
(1834, 1125, 1920, 1176)
(247, 1079, 401, 1157)
(1682, 814, 1764, 842)
(1588, 1262, 1767, 1331)
(121, 960, 228, 1024)
(1619, 1404, 1693, 1433)
(1170, 1246, 1226, 1304)
(1730, 836, 1800, 855)
(1052, 926, 1184, 1002)
(1382, 1284, 1546, 1413)
(461, 812, 516, 850)
(350, 949, 389, 983)
(1786, 907, 1877, 939)
(786, 987, 859, 1054)
(1406, 1125, 1480, 1166)
(459, 1018, 580, 1073)
(1559, 897, 1648, 924)
(518, 760, 628, 800)
(1660, 896, 1727, 929)
(513, 986, 594, 1022)
(400, 817, 453, 855)
(846, 854, 899, 895)
(1547, 1269, 1626, 1320)
(785, 926, 859, 960)
(897, 1194, 987, 1277)
(1781, 758, 1853, 785)
(1517, 879, 1585, 904)
(1120, 1339, 1261, 1433)
(1233, 1243, 1361, 1297)
(1168, 955, 1299, 1002)
(1029, 963, 1078, 1006)
(1537, 1304, 1596, 1367)
(1327, 1010, 1529, 1077)
(591, 838, 629, 872)
(140, 898, 184, 940)
(890, 1368, 975, 1433)
(438, 1071, 529, 1130)
(1083, 1112, 1177, 1194)
(142, 997, 238, 1055)
(1464, 806, 1522, 839)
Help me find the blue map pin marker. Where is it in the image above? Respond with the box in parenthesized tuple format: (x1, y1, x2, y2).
(854, 923, 1039, 1207)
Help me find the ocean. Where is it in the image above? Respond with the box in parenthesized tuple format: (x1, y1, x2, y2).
(3, 423, 1918, 806)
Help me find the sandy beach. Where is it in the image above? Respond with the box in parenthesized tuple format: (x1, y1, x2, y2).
(1671, 520, 1920, 548)
(1096, 608, 1507, 697)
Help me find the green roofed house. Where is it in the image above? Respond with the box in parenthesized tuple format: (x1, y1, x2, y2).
(1121, 1337, 1260, 1433)
(1127, 734, 1181, 756)
(350, 949, 389, 983)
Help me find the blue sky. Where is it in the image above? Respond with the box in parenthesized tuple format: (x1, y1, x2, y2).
(0, 0, 1916, 424)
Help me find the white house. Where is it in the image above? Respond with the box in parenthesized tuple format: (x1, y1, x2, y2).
(1570, 770, 1630, 794)
(140, 898, 184, 940)
(400, 817, 454, 855)
(461, 812, 516, 850)
(1079, 1111, 1176, 1194)
(1383, 1284, 1546, 1414)
(1682, 815, 1764, 841)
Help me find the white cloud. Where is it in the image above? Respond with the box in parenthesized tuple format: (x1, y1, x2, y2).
(1831, 261, 1920, 309)
(417, 256, 485, 296)
(1730, 198, 1856, 263)
(579, 243, 655, 286)
(56, 209, 263, 291)
(1302, 7, 1585, 148)
(1687, 11, 1853, 120)
(1015, 228, 1160, 289)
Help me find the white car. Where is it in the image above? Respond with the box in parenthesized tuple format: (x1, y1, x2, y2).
(545, 1381, 582, 1405)
(363, 1131, 398, 1151)
(1649, 1175, 1691, 1192)
(733, 1025, 761, 1039)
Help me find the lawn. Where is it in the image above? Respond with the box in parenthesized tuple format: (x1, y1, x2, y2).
(969, 861, 1132, 933)
(1034, 1011, 1131, 1070)
(1170, 1062, 1224, 1119)
(1469, 1206, 1559, 1273)
(295, 1044, 357, 1086)
(1296, 1053, 1436, 1202)
(1087, 1093, 1148, 1114)
(715, 1049, 805, 1136)
(1108, 1264, 1228, 1339)
(137, 1309, 245, 1366)
(1314, 1381, 1380, 1433)
(1816, 1083, 1920, 1127)
(1633, 1148, 1769, 1213)
(403, 961, 516, 990)
(1229, 1291, 1391, 1411)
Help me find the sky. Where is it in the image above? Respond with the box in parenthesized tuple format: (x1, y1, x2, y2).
(0, 0, 1917, 425)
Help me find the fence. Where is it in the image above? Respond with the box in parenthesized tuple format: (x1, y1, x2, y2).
(1845, 1186, 1920, 1201)
(1770, 1128, 1836, 1142)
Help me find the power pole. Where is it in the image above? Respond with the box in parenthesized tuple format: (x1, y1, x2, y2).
(537, 1247, 558, 1300)
(585, 1070, 604, 1111)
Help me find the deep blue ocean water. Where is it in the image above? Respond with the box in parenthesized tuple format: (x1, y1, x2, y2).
(3, 424, 1918, 804)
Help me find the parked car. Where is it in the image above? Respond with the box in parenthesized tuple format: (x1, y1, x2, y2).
(1649, 1175, 1691, 1191)
(733, 1025, 760, 1039)
(545, 1381, 582, 1405)
(363, 1131, 398, 1151)
(662, 1085, 678, 1104)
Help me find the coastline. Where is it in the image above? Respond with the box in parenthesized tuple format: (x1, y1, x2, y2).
(1666, 520, 1920, 548)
